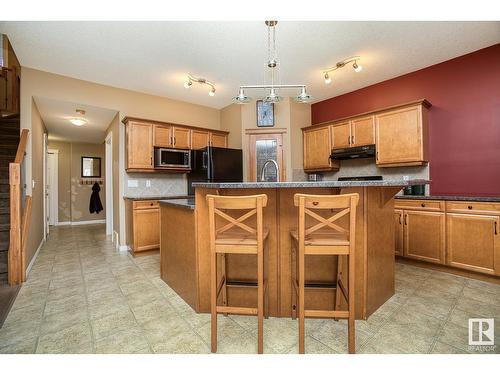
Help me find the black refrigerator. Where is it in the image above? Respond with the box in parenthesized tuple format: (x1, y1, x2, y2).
(187, 146, 243, 195)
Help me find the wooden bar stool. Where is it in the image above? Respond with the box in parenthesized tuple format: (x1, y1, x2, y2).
(206, 194, 269, 354)
(290, 193, 359, 354)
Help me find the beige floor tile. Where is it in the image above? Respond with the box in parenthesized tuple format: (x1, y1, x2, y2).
(215, 331, 278, 354)
(151, 330, 209, 354)
(455, 296, 500, 318)
(36, 322, 93, 354)
(39, 306, 89, 335)
(130, 299, 177, 324)
(0, 336, 37, 354)
(2, 303, 45, 327)
(119, 279, 159, 296)
(126, 289, 166, 308)
(87, 298, 130, 320)
(286, 335, 339, 354)
(141, 315, 192, 344)
(385, 308, 445, 337)
(196, 315, 248, 345)
(0, 320, 40, 349)
(91, 309, 138, 340)
(402, 294, 456, 320)
(94, 327, 150, 354)
(431, 341, 468, 354)
(365, 322, 436, 354)
(465, 278, 500, 295)
(461, 285, 500, 306)
(43, 293, 87, 316)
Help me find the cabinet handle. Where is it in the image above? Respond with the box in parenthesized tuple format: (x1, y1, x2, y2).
(348, 136, 351, 145)
(150, 156, 153, 165)
(404, 214, 408, 225)
(468, 205, 473, 210)
(399, 214, 402, 225)
(351, 135, 354, 144)
(495, 222, 498, 235)
(421, 203, 426, 207)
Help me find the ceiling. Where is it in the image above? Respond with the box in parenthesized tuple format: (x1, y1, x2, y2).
(2, 21, 500, 109)
(35, 97, 117, 143)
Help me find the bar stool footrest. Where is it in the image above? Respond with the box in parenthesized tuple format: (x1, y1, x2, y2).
(216, 306, 258, 316)
(304, 309, 349, 319)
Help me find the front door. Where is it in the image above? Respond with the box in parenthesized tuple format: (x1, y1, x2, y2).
(247, 131, 285, 182)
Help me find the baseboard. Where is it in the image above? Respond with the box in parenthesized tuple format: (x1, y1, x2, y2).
(56, 219, 106, 226)
(26, 238, 45, 276)
(118, 245, 130, 252)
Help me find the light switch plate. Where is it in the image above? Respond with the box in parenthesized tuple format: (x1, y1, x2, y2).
(146, 180, 151, 188)
(128, 179, 138, 188)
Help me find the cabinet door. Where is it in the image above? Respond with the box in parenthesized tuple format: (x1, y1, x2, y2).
(447, 213, 500, 275)
(404, 210, 445, 264)
(172, 127, 191, 149)
(375, 105, 423, 165)
(127, 122, 153, 169)
(394, 209, 404, 256)
(331, 121, 351, 149)
(303, 126, 335, 171)
(351, 116, 375, 146)
(191, 130, 210, 149)
(133, 208, 160, 251)
(210, 133, 227, 148)
(153, 125, 172, 147)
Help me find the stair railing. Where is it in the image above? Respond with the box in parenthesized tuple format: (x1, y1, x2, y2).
(8, 128, 31, 285)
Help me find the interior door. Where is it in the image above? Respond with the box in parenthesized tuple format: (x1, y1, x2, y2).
(247, 132, 285, 182)
(47, 151, 58, 226)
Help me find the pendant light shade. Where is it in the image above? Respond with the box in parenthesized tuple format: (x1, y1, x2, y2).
(295, 87, 314, 103)
(233, 88, 252, 104)
(263, 88, 283, 103)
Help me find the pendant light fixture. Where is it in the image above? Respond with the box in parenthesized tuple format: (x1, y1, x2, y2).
(233, 21, 312, 104)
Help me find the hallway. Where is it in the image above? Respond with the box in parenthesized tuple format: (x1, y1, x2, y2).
(0, 224, 499, 354)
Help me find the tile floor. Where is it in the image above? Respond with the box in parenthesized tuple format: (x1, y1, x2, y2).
(1, 224, 499, 354)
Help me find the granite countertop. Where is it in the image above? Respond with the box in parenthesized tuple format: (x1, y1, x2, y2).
(123, 195, 191, 201)
(396, 195, 500, 203)
(192, 179, 429, 189)
(159, 198, 195, 210)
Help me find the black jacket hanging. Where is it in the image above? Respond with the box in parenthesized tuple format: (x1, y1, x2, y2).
(89, 182, 104, 214)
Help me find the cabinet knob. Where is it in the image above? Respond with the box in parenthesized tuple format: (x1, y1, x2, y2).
(468, 205, 473, 210)
(150, 202, 153, 206)
(421, 203, 425, 207)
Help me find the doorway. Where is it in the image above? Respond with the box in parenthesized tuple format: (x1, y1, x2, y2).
(246, 129, 286, 182)
(47, 149, 59, 227)
(105, 132, 113, 236)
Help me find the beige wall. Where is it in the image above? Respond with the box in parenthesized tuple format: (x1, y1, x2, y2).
(20, 67, 222, 255)
(220, 104, 242, 149)
(105, 114, 120, 238)
(48, 140, 106, 223)
(26, 100, 46, 264)
(290, 100, 311, 180)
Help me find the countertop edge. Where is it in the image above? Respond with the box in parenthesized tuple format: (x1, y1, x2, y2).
(395, 195, 500, 203)
(159, 199, 195, 210)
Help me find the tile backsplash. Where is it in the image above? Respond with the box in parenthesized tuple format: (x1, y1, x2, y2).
(124, 173, 187, 197)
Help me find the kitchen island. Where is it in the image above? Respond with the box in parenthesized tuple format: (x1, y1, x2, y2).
(160, 180, 428, 319)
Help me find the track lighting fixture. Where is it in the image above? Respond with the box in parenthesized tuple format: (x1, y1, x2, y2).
(322, 56, 363, 85)
(183, 74, 216, 97)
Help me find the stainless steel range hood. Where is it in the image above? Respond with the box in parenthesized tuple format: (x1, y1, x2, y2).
(330, 144, 376, 160)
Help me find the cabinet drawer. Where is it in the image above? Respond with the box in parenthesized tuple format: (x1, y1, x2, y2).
(446, 201, 500, 215)
(395, 199, 444, 211)
(133, 200, 159, 209)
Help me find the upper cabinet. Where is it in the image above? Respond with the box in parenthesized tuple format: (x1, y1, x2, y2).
(124, 117, 229, 172)
(303, 125, 339, 172)
(126, 121, 154, 170)
(302, 100, 431, 172)
(375, 102, 430, 167)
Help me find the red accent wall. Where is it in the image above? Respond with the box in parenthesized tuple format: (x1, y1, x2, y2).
(311, 44, 500, 197)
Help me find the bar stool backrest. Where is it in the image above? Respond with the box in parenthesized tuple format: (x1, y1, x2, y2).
(293, 193, 359, 239)
(206, 194, 268, 239)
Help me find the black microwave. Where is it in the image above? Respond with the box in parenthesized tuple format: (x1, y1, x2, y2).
(154, 148, 191, 169)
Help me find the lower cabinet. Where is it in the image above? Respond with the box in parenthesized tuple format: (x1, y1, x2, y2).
(404, 210, 445, 264)
(394, 209, 404, 256)
(447, 213, 500, 275)
(126, 200, 160, 253)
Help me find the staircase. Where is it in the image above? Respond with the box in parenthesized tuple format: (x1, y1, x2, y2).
(0, 117, 20, 285)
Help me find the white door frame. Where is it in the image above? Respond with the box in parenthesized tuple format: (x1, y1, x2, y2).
(105, 132, 113, 236)
(43, 134, 48, 238)
(47, 149, 59, 226)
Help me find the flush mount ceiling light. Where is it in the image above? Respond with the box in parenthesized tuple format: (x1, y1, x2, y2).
(70, 109, 87, 126)
(184, 73, 216, 97)
(233, 21, 312, 105)
(322, 56, 363, 85)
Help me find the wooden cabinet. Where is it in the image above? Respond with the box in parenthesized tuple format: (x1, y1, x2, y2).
(191, 130, 210, 149)
(331, 121, 351, 149)
(303, 125, 339, 172)
(351, 116, 375, 147)
(126, 121, 153, 170)
(210, 132, 227, 148)
(394, 209, 404, 256)
(124, 117, 229, 171)
(447, 213, 500, 275)
(126, 200, 160, 253)
(375, 103, 429, 167)
(404, 210, 445, 264)
(153, 125, 171, 147)
(395, 198, 500, 276)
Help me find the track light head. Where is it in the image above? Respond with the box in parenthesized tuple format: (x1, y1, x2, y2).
(324, 72, 332, 85)
(353, 61, 363, 73)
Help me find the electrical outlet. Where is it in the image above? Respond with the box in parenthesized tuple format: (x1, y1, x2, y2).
(146, 180, 151, 188)
(127, 179, 138, 188)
